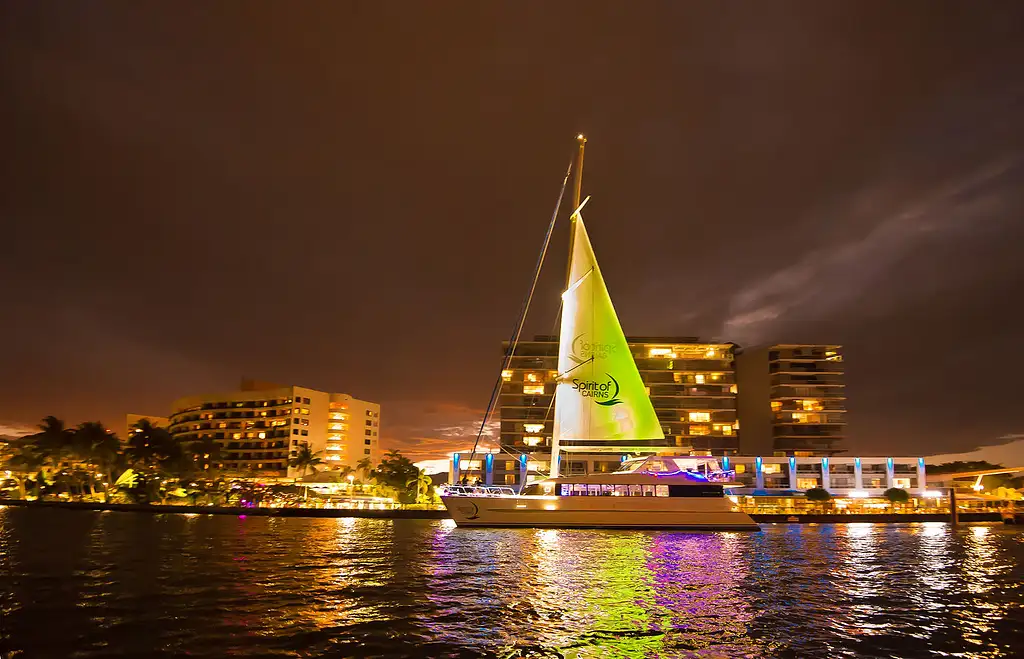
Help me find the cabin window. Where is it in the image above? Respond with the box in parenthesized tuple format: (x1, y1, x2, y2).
(560, 484, 572, 496)
(613, 485, 628, 496)
(587, 484, 601, 496)
(600, 484, 615, 496)
(643, 485, 656, 497)
(573, 483, 587, 496)
(629, 484, 643, 496)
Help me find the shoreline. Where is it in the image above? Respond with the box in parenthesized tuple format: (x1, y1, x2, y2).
(0, 499, 1001, 524)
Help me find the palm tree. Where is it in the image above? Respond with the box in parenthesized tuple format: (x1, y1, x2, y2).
(406, 468, 435, 504)
(356, 456, 374, 482)
(73, 421, 118, 498)
(6, 443, 46, 499)
(89, 433, 123, 502)
(33, 416, 73, 474)
(188, 437, 222, 475)
(289, 445, 322, 480)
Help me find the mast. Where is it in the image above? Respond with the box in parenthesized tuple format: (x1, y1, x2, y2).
(550, 134, 586, 479)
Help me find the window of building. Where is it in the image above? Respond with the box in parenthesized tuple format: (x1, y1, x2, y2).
(523, 436, 543, 447)
(364, 449, 371, 455)
(524, 423, 544, 433)
(688, 411, 711, 423)
(303, 397, 310, 404)
(797, 477, 818, 489)
(292, 429, 299, 435)
(366, 410, 372, 416)
(501, 370, 513, 382)
(300, 429, 308, 436)
(523, 384, 545, 395)
(365, 429, 372, 436)
(694, 374, 706, 384)
(715, 424, 732, 435)
(735, 464, 745, 474)
(524, 372, 541, 383)
(763, 463, 781, 474)
(364, 439, 371, 445)
(802, 399, 823, 411)
(689, 424, 710, 436)
(730, 384, 738, 394)
(301, 419, 309, 426)
(770, 401, 782, 412)
(366, 420, 373, 426)
(301, 408, 309, 415)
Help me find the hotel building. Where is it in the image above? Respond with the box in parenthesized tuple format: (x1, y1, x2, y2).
(736, 344, 846, 456)
(167, 380, 380, 479)
(500, 336, 739, 456)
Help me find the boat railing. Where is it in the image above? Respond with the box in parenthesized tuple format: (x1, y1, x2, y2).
(442, 485, 517, 497)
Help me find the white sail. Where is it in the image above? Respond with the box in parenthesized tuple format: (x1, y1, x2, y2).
(550, 205, 664, 475)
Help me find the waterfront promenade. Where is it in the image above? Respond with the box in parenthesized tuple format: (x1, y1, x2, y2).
(0, 498, 1001, 524)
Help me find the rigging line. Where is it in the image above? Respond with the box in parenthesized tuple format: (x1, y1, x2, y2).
(464, 158, 573, 482)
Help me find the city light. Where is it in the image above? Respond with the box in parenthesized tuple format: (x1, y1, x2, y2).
(848, 490, 869, 498)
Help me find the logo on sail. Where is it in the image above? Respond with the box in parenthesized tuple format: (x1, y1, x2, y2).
(569, 332, 617, 365)
(571, 373, 623, 406)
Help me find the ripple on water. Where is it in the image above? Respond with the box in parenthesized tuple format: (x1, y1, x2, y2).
(1, 510, 1023, 658)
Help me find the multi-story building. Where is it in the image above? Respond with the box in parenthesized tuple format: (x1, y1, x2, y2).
(167, 380, 380, 479)
(736, 344, 846, 456)
(499, 336, 739, 456)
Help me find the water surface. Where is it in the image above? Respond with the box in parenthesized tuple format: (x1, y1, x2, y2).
(1, 508, 1022, 658)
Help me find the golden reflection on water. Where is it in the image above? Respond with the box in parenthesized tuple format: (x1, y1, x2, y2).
(2, 509, 1023, 659)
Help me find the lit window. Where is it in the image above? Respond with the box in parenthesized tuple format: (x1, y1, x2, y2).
(705, 347, 717, 358)
(710, 373, 722, 381)
(644, 386, 651, 395)
(523, 436, 543, 447)
(730, 384, 738, 394)
(689, 425, 710, 436)
(792, 412, 807, 423)
(802, 399, 822, 411)
(694, 374, 706, 384)
(770, 401, 782, 412)
(301, 408, 310, 415)
(648, 347, 676, 358)
(688, 411, 711, 423)
(293, 408, 300, 414)
(763, 463, 781, 475)
(326, 455, 341, 461)
(232, 433, 242, 440)
(525, 372, 541, 383)
(501, 370, 513, 382)
(524, 423, 544, 433)
(735, 464, 746, 474)
(797, 478, 818, 489)
(523, 384, 545, 395)
(720, 425, 732, 435)
(258, 432, 266, 439)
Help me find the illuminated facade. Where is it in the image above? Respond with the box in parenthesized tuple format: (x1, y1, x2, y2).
(500, 336, 739, 456)
(445, 452, 927, 497)
(736, 344, 846, 456)
(167, 380, 380, 479)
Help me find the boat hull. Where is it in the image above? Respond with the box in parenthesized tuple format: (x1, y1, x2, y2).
(442, 495, 759, 530)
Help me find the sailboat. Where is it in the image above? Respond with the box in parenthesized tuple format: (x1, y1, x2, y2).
(441, 136, 758, 530)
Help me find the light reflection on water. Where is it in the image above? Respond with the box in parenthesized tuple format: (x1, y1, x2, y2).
(1, 509, 1022, 658)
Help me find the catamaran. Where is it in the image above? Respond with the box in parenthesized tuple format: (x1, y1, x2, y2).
(442, 136, 758, 531)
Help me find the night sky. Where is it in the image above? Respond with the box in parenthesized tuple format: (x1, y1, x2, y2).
(3, 2, 1023, 460)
